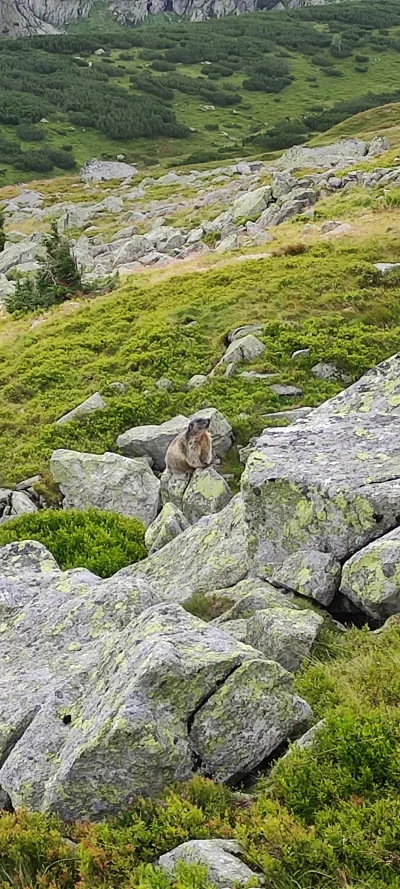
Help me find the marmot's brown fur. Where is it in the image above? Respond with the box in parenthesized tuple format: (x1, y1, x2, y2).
(165, 417, 213, 474)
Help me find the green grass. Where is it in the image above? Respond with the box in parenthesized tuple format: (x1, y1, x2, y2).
(1, 230, 400, 495)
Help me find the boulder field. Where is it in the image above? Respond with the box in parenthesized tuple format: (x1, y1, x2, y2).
(1, 352, 400, 819)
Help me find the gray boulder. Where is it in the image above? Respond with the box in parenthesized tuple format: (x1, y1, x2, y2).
(55, 393, 106, 426)
(217, 334, 265, 367)
(278, 138, 368, 170)
(10, 491, 38, 516)
(262, 407, 314, 424)
(181, 467, 232, 524)
(311, 362, 349, 382)
(271, 171, 298, 199)
(80, 159, 138, 181)
(113, 236, 146, 266)
(159, 839, 258, 888)
(0, 584, 310, 819)
(214, 580, 300, 627)
(269, 384, 303, 397)
(340, 527, 400, 619)
(272, 550, 341, 606)
(242, 353, 400, 573)
(368, 135, 390, 156)
(245, 606, 324, 673)
(227, 324, 263, 343)
(145, 502, 190, 554)
(0, 274, 16, 305)
(114, 495, 250, 603)
(116, 416, 188, 471)
(374, 262, 400, 276)
(216, 233, 238, 253)
(233, 186, 272, 221)
(50, 449, 160, 526)
(187, 374, 208, 390)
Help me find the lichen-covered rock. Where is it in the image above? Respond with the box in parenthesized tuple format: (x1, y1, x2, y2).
(242, 353, 400, 573)
(161, 469, 193, 509)
(145, 502, 190, 554)
(245, 606, 324, 673)
(213, 579, 300, 627)
(340, 527, 400, 619)
(158, 839, 258, 888)
(233, 186, 272, 221)
(311, 363, 349, 382)
(190, 656, 311, 782)
(50, 449, 160, 526)
(55, 393, 106, 426)
(272, 550, 341, 606)
(116, 415, 188, 471)
(0, 592, 310, 819)
(115, 495, 250, 603)
(182, 467, 232, 523)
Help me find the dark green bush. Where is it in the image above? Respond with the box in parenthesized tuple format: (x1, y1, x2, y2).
(0, 508, 147, 577)
(16, 123, 46, 141)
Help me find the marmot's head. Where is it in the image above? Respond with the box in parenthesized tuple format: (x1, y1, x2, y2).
(187, 417, 211, 437)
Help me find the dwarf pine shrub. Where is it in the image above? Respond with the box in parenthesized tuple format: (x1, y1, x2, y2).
(4, 223, 82, 314)
(0, 508, 147, 577)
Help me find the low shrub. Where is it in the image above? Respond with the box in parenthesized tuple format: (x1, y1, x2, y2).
(0, 508, 147, 577)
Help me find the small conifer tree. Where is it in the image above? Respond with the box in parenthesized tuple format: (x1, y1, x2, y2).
(4, 223, 82, 313)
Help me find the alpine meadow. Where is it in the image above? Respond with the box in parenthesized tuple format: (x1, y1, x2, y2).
(2, 2, 400, 889)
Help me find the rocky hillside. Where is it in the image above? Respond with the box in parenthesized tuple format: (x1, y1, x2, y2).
(1, 113, 400, 887)
(0, 0, 341, 36)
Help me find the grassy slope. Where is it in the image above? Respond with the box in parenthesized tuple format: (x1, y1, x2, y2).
(2, 100, 400, 889)
(1, 161, 400, 493)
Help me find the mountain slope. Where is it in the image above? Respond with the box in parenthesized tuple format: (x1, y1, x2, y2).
(0, 0, 347, 36)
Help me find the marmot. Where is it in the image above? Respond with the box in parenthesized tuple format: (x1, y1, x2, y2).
(165, 417, 213, 474)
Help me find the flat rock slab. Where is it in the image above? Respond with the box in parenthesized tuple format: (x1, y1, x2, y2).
(242, 353, 400, 573)
(50, 449, 160, 526)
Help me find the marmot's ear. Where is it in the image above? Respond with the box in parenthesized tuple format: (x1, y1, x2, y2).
(188, 421, 194, 432)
